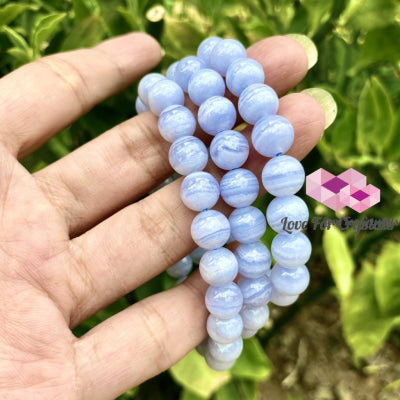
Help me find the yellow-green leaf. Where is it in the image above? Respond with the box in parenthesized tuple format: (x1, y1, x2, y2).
(0, 3, 38, 28)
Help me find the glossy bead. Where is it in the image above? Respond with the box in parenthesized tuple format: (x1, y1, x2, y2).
(138, 73, 165, 105)
(210, 130, 249, 170)
(207, 314, 243, 344)
(226, 57, 265, 96)
(220, 168, 259, 208)
(188, 68, 225, 106)
(197, 37, 223, 66)
(198, 96, 236, 136)
(135, 96, 149, 114)
(269, 287, 299, 306)
(229, 206, 266, 244)
(191, 210, 230, 250)
(205, 352, 235, 371)
(180, 172, 220, 212)
(209, 39, 246, 76)
(208, 337, 243, 362)
(240, 304, 269, 330)
(238, 276, 273, 306)
(166, 255, 193, 278)
(271, 232, 312, 268)
(148, 79, 184, 116)
(205, 282, 243, 318)
(270, 264, 310, 295)
(235, 242, 271, 279)
(200, 248, 238, 286)
(190, 247, 207, 263)
(166, 61, 178, 80)
(174, 56, 206, 92)
(266, 195, 309, 234)
(262, 155, 305, 196)
(242, 328, 258, 339)
(238, 83, 279, 124)
(169, 136, 208, 175)
(252, 115, 294, 157)
(158, 105, 196, 143)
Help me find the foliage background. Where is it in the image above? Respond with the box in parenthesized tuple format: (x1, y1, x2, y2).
(0, 0, 399, 399)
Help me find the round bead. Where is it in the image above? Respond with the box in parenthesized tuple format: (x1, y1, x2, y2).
(188, 68, 225, 106)
(270, 264, 310, 295)
(271, 232, 312, 268)
(158, 105, 196, 143)
(166, 255, 193, 278)
(166, 61, 179, 81)
(240, 304, 270, 330)
(210, 130, 249, 170)
(190, 247, 207, 263)
(191, 210, 230, 250)
(205, 352, 235, 371)
(220, 169, 259, 208)
(269, 287, 299, 306)
(235, 242, 271, 279)
(135, 96, 149, 114)
(238, 276, 273, 306)
(209, 39, 247, 76)
(180, 172, 220, 212)
(205, 282, 243, 318)
(238, 83, 279, 124)
(242, 328, 258, 339)
(169, 136, 208, 176)
(200, 248, 238, 286)
(252, 115, 294, 157)
(226, 57, 265, 96)
(208, 337, 243, 362)
(198, 96, 236, 135)
(148, 79, 184, 116)
(174, 56, 206, 92)
(229, 206, 266, 244)
(197, 37, 223, 66)
(261, 155, 305, 196)
(266, 195, 309, 234)
(138, 73, 165, 105)
(207, 314, 243, 344)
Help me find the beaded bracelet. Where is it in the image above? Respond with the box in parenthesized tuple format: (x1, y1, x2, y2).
(135, 37, 311, 371)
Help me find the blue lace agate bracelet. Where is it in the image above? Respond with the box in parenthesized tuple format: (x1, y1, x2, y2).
(135, 37, 312, 371)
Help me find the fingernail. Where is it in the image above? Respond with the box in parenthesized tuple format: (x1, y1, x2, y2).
(302, 88, 337, 129)
(286, 34, 318, 69)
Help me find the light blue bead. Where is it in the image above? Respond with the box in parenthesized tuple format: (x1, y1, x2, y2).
(138, 73, 165, 105)
(166, 255, 193, 278)
(191, 210, 231, 250)
(210, 130, 249, 170)
(271, 232, 312, 268)
(198, 96, 236, 136)
(205, 352, 235, 371)
(240, 304, 270, 330)
(191, 247, 207, 263)
(200, 247, 238, 286)
(238, 276, 273, 306)
(205, 282, 243, 318)
(270, 264, 310, 295)
(158, 105, 196, 143)
(135, 96, 149, 114)
(169, 136, 208, 175)
(174, 56, 206, 92)
(235, 242, 271, 279)
(208, 337, 243, 362)
(220, 169, 259, 208)
(252, 115, 294, 157)
(262, 155, 305, 196)
(197, 37, 223, 66)
(229, 206, 266, 244)
(180, 172, 220, 211)
(166, 61, 178, 80)
(188, 68, 225, 106)
(148, 79, 184, 116)
(226, 57, 265, 96)
(207, 314, 243, 344)
(238, 83, 279, 124)
(269, 287, 299, 306)
(209, 39, 247, 76)
(242, 328, 258, 338)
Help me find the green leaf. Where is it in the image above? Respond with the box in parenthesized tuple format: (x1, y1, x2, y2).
(300, 0, 333, 37)
(1, 26, 32, 62)
(236, 380, 258, 400)
(214, 381, 240, 400)
(356, 77, 394, 156)
(0, 3, 38, 28)
(230, 338, 272, 381)
(381, 168, 400, 195)
(323, 226, 354, 298)
(169, 350, 230, 398)
(61, 15, 103, 51)
(374, 241, 400, 317)
(180, 389, 205, 400)
(73, 0, 99, 21)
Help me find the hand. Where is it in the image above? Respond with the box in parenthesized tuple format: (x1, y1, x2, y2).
(0, 33, 325, 399)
